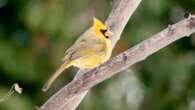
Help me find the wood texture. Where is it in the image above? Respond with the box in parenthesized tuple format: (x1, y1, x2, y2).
(38, 1, 195, 110)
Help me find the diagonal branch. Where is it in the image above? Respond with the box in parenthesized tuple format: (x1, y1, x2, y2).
(38, 0, 142, 110)
(65, 15, 195, 95)
(38, 13, 195, 110)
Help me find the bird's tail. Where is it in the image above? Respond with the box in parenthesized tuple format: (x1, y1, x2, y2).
(42, 61, 72, 92)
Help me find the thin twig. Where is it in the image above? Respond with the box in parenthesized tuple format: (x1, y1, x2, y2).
(0, 83, 22, 103)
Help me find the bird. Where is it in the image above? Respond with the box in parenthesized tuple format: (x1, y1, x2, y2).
(42, 17, 113, 92)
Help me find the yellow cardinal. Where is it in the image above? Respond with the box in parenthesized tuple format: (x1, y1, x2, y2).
(42, 17, 113, 91)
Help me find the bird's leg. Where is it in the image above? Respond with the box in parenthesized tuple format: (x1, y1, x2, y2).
(74, 68, 91, 80)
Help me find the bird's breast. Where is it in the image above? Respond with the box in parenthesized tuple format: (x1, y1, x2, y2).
(73, 54, 107, 68)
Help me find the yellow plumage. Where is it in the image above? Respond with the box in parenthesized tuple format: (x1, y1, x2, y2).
(42, 17, 113, 91)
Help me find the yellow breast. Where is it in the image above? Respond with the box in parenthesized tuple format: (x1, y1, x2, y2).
(73, 55, 106, 68)
(72, 49, 110, 68)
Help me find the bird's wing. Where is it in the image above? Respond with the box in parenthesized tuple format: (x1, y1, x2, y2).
(62, 28, 105, 61)
(63, 40, 104, 61)
(62, 39, 91, 61)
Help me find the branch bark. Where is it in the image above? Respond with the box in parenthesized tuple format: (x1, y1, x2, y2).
(38, 0, 142, 110)
(38, 14, 195, 110)
(38, 1, 195, 110)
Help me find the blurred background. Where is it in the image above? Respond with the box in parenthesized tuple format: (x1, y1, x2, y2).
(0, 0, 195, 110)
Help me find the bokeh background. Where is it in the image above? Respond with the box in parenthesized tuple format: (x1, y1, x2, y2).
(0, 0, 195, 110)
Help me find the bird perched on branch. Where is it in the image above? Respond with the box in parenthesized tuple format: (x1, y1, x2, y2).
(42, 17, 113, 91)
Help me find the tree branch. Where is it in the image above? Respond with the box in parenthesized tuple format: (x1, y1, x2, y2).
(38, 0, 142, 110)
(38, 13, 195, 110)
(38, 0, 195, 109)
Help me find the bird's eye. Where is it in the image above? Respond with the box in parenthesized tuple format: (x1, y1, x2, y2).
(105, 36, 109, 38)
(100, 29, 109, 38)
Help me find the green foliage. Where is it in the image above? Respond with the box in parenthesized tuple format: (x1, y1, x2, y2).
(0, 0, 195, 110)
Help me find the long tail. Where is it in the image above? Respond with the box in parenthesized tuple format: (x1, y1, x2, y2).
(42, 61, 72, 92)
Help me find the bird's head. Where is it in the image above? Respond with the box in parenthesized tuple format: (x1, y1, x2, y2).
(93, 17, 113, 41)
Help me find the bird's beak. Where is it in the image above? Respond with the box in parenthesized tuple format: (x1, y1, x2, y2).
(105, 30, 113, 37)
